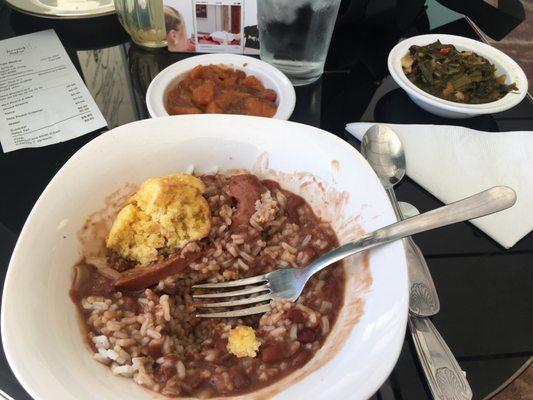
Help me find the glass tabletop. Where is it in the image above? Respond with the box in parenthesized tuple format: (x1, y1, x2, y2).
(0, 2, 532, 399)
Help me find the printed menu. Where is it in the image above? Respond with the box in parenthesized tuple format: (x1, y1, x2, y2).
(0, 30, 106, 153)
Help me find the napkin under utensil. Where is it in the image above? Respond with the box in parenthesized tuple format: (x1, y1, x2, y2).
(345, 122, 533, 248)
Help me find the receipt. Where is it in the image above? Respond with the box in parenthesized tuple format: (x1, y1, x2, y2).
(0, 30, 107, 153)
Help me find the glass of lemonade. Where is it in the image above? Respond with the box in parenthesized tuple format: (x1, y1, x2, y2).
(257, 0, 342, 86)
(114, 0, 167, 48)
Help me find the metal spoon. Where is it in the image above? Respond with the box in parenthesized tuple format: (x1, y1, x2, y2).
(362, 124, 440, 317)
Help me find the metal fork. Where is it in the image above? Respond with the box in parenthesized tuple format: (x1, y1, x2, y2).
(193, 186, 516, 318)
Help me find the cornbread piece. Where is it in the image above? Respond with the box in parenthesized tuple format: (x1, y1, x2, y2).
(106, 174, 211, 265)
(227, 326, 261, 358)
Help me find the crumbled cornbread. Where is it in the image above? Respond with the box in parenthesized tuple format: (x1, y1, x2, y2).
(106, 174, 211, 265)
(226, 326, 261, 358)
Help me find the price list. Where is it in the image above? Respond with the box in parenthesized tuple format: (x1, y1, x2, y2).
(0, 30, 106, 152)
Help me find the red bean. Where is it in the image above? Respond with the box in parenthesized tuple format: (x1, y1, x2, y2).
(162, 354, 178, 362)
(184, 348, 199, 361)
(229, 366, 250, 390)
(122, 295, 138, 313)
(291, 350, 311, 368)
(253, 254, 274, 274)
(297, 328, 316, 343)
(287, 308, 306, 323)
(214, 336, 228, 353)
(261, 342, 288, 364)
(161, 382, 181, 397)
(300, 246, 317, 263)
(148, 339, 163, 358)
(160, 364, 177, 381)
(212, 373, 233, 393)
(187, 372, 206, 389)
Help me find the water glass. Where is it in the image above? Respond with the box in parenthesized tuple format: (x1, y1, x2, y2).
(257, 0, 342, 86)
(114, 0, 167, 48)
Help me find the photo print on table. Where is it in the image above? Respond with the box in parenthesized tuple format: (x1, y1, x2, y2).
(163, 0, 259, 54)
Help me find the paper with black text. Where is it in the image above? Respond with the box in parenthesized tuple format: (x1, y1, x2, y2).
(0, 30, 106, 153)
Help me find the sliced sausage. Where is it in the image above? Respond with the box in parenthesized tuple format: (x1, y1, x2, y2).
(114, 251, 203, 291)
(228, 174, 266, 233)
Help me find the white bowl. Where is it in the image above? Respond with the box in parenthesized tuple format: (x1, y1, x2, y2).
(1, 115, 408, 400)
(388, 34, 528, 119)
(146, 54, 296, 120)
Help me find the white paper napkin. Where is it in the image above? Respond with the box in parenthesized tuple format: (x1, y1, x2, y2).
(345, 122, 533, 248)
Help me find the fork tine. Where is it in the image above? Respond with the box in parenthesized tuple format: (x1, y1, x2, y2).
(192, 274, 267, 289)
(196, 304, 271, 318)
(196, 293, 273, 308)
(192, 284, 270, 299)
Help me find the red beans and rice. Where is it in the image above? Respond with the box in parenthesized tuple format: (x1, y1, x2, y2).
(71, 173, 345, 398)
